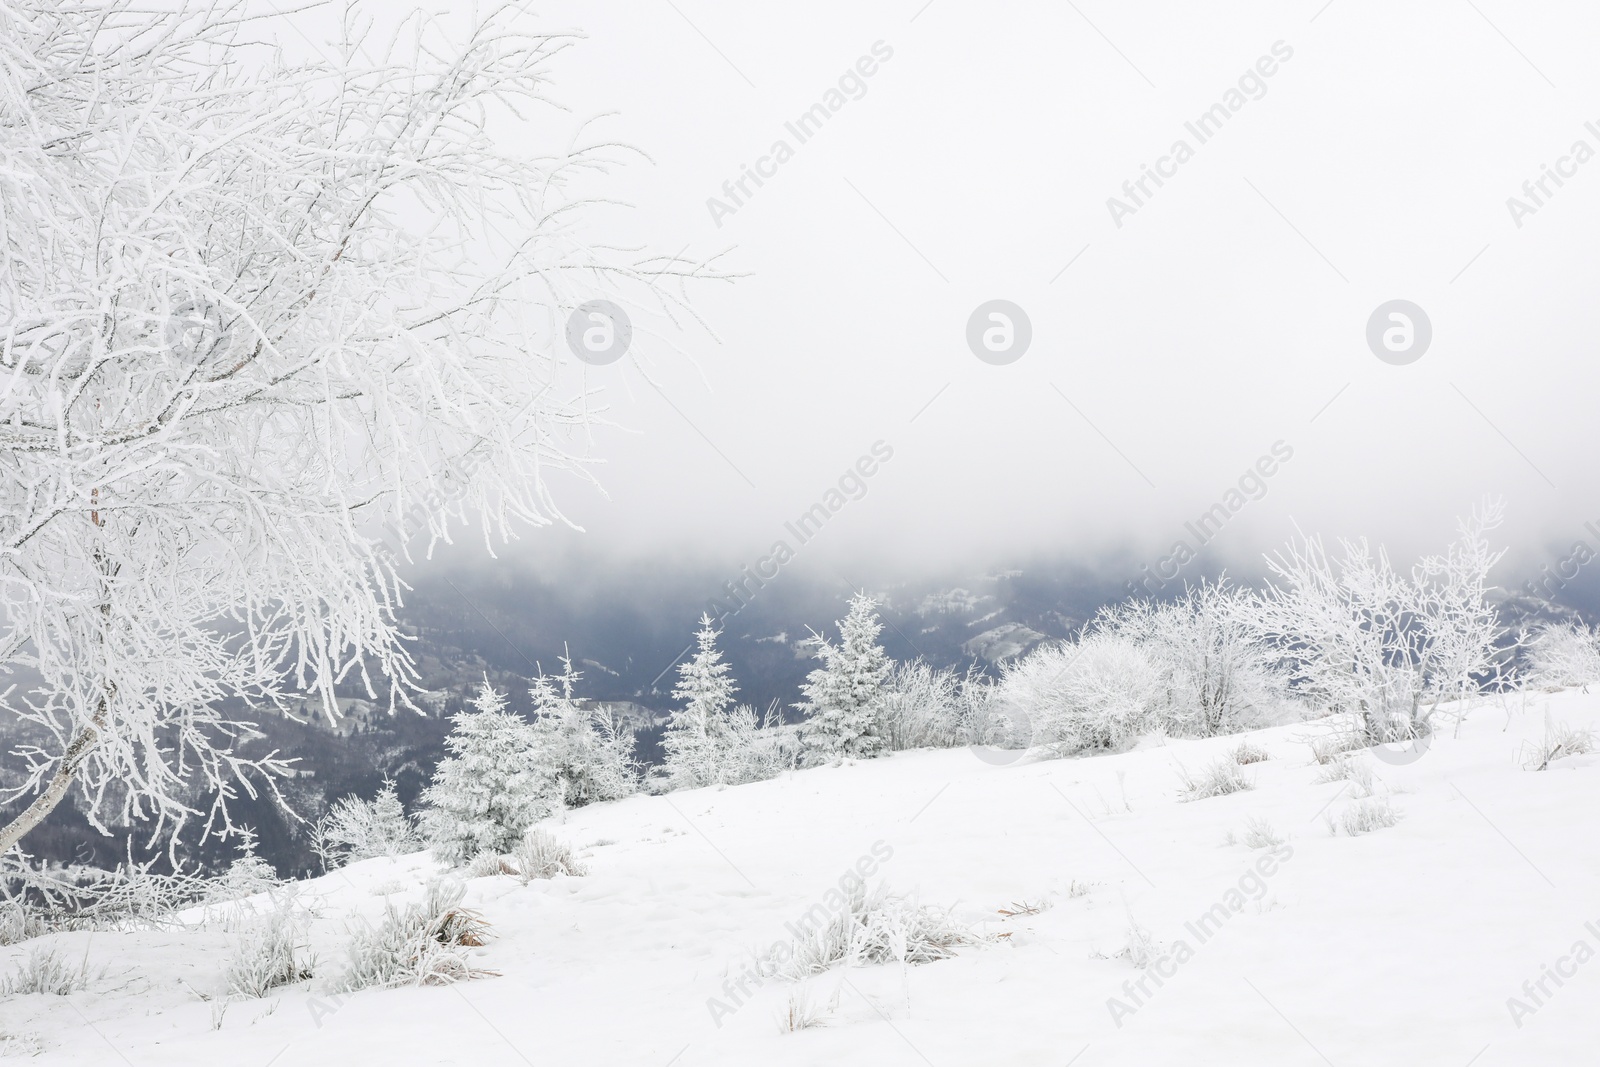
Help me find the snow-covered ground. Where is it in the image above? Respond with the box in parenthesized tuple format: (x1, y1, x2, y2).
(5, 690, 1599, 1066)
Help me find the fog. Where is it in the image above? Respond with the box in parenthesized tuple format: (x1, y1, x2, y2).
(326, 1, 1600, 589)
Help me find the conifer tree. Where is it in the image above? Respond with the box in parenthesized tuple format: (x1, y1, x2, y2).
(796, 594, 892, 759)
(664, 615, 738, 788)
(420, 680, 546, 865)
(528, 655, 639, 808)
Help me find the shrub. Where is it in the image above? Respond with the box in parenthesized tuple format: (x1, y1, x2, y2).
(333, 880, 493, 993)
(0, 901, 47, 946)
(716, 704, 797, 785)
(1100, 580, 1287, 737)
(763, 882, 981, 982)
(995, 633, 1164, 756)
(1525, 624, 1600, 689)
(1176, 759, 1252, 801)
(879, 661, 962, 750)
(512, 829, 585, 882)
(225, 894, 313, 999)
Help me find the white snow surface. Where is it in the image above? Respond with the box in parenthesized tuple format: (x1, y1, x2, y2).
(5, 691, 1599, 1065)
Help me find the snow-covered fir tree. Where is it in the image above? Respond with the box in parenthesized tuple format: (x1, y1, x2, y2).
(796, 594, 892, 759)
(420, 680, 547, 866)
(663, 615, 739, 788)
(528, 655, 639, 809)
(315, 781, 420, 869)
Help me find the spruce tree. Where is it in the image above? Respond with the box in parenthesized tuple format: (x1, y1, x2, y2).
(528, 655, 639, 808)
(420, 680, 546, 865)
(796, 593, 891, 759)
(664, 615, 738, 788)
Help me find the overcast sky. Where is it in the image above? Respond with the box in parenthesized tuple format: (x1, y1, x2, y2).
(306, 1, 1600, 585)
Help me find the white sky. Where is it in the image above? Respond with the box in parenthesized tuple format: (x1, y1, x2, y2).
(298, 1, 1600, 581)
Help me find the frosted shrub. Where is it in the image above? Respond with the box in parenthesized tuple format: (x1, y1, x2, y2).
(0, 944, 92, 995)
(1100, 581, 1286, 737)
(879, 661, 963, 750)
(225, 895, 313, 999)
(718, 704, 796, 785)
(995, 634, 1164, 756)
(61, 856, 208, 931)
(512, 829, 586, 882)
(0, 901, 47, 946)
(764, 882, 981, 982)
(1525, 624, 1600, 689)
(1176, 759, 1253, 801)
(333, 880, 492, 992)
(314, 782, 420, 870)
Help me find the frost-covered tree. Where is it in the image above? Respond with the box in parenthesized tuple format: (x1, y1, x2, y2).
(1098, 580, 1286, 737)
(314, 781, 420, 870)
(420, 682, 546, 866)
(0, 1, 726, 855)
(1257, 500, 1507, 743)
(663, 615, 738, 788)
(528, 657, 638, 809)
(797, 595, 892, 759)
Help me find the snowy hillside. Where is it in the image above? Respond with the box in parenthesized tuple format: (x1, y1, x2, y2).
(4, 690, 1597, 1066)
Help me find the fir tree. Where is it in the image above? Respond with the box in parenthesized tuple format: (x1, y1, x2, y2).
(420, 679, 546, 865)
(664, 615, 738, 788)
(528, 654, 639, 808)
(796, 593, 892, 759)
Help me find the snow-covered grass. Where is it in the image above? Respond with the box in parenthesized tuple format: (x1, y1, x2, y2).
(1176, 758, 1254, 801)
(0, 689, 1597, 1064)
(511, 829, 586, 882)
(332, 879, 493, 993)
(0, 943, 94, 995)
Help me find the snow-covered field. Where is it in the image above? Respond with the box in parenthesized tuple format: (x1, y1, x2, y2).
(5, 690, 1598, 1066)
